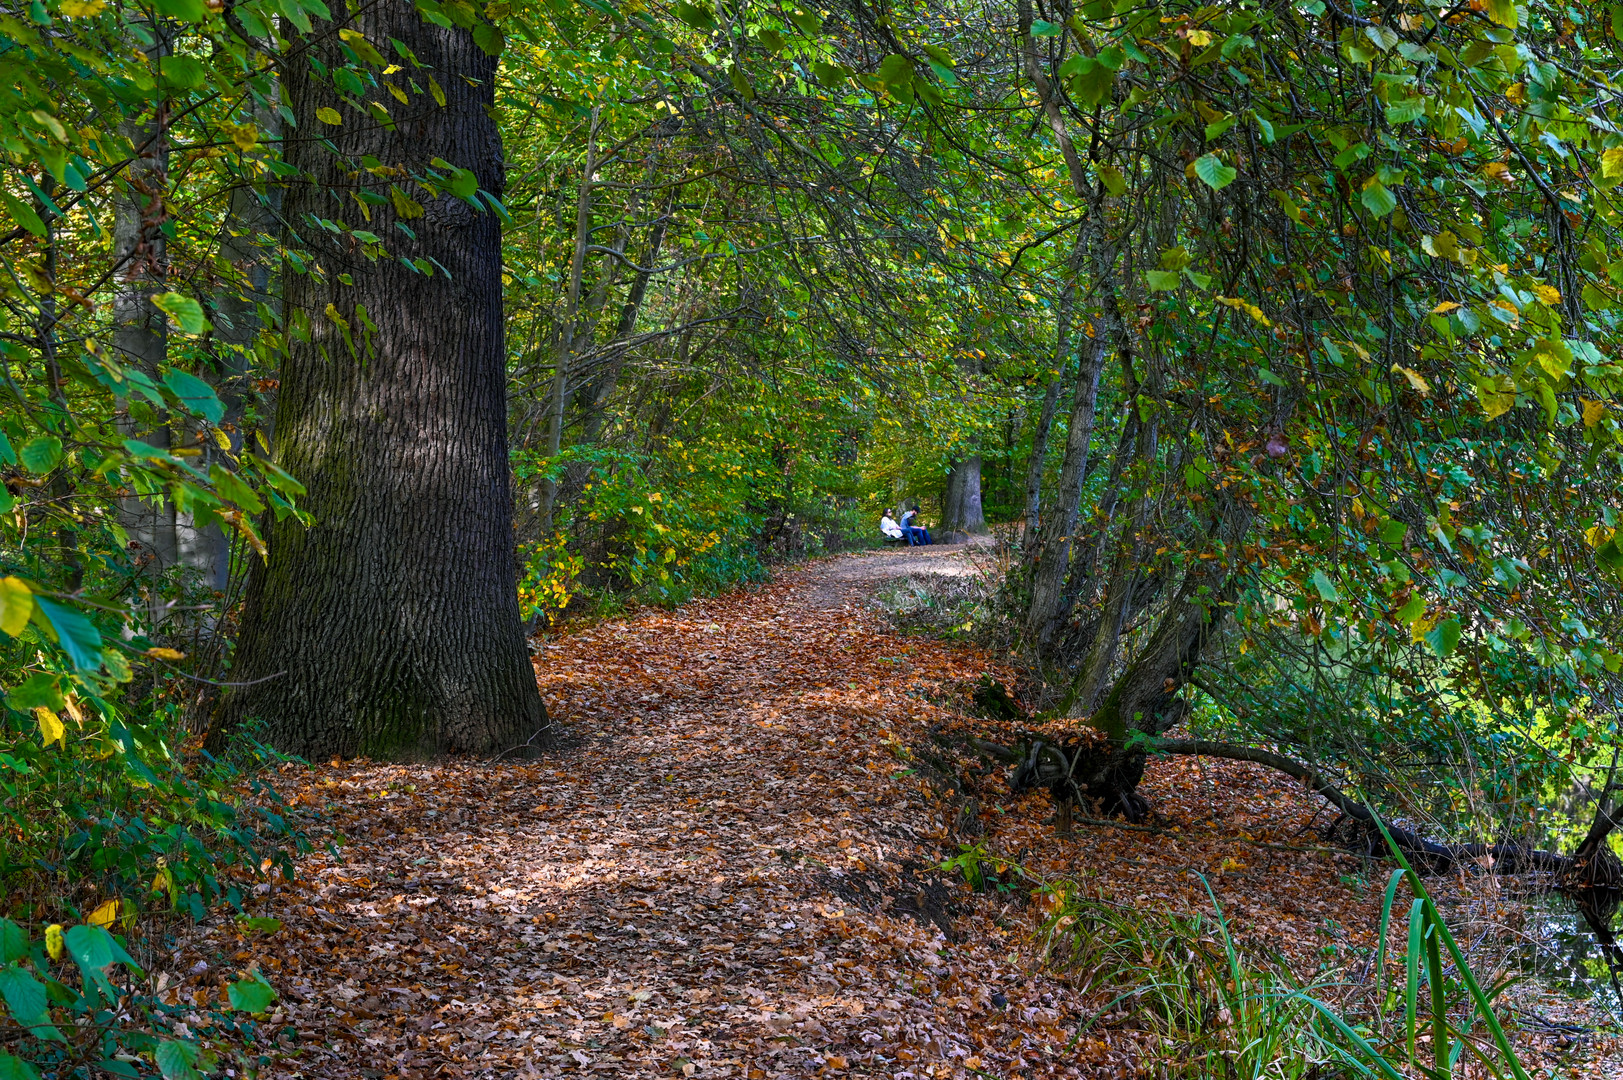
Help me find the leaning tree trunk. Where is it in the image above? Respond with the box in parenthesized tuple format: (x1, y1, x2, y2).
(216, 3, 546, 758)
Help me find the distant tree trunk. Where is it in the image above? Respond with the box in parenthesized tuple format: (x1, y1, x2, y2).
(216, 3, 546, 758)
(941, 455, 987, 538)
(113, 102, 174, 621)
(186, 100, 283, 595)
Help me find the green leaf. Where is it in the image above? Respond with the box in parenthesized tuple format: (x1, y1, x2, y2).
(1597, 537, 1623, 570)
(152, 0, 207, 20)
(152, 292, 211, 334)
(158, 55, 206, 91)
(1380, 519, 1408, 546)
(877, 54, 913, 89)
(210, 465, 264, 515)
(810, 60, 849, 86)
(673, 1, 716, 30)
(1396, 594, 1427, 624)
(64, 924, 140, 1003)
(0, 1054, 41, 1080)
(0, 190, 46, 238)
(1385, 97, 1426, 124)
(447, 167, 479, 201)
(31, 598, 102, 671)
(1425, 617, 1462, 658)
(1071, 64, 1115, 109)
(1193, 154, 1236, 190)
(228, 972, 277, 1013)
(4, 672, 60, 711)
(1485, 0, 1517, 28)
(1144, 270, 1180, 292)
(1361, 179, 1397, 217)
(163, 370, 225, 424)
(1098, 165, 1125, 196)
(471, 20, 503, 56)
(1310, 569, 1339, 602)
(0, 967, 58, 1042)
(1030, 19, 1063, 36)
(154, 1041, 203, 1080)
(17, 436, 61, 474)
(0, 921, 27, 964)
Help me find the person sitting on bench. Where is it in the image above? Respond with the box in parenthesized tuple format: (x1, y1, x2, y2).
(901, 507, 932, 546)
(880, 510, 905, 544)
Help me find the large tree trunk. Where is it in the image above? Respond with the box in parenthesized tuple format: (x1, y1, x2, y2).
(216, 3, 546, 759)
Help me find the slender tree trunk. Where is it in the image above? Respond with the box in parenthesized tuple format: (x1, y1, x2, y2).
(578, 188, 676, 445)
(1021, 283, 1073, 560)
(536, 106, 600, 535)
(187, 99, 283, 595)
(41, 181, 82, 593)
(113, 102, 173, 623)
(217, 3, 545, 758)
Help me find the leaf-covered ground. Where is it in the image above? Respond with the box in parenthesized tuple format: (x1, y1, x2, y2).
(173, 547, 1621, 1077)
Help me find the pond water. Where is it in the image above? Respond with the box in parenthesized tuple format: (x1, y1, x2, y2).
(1512, 888, 1623, 1017)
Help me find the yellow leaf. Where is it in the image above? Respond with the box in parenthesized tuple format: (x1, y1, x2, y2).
(1532, 283, 1561, 306)
(316, 107, 342, 125)
(1430, 301, 1462, 314)
(0, 576, 33, 637)
(1606, 147, 1623, 180)
(87, 899, 120, 928)
(1187, 29, 1212, 46)
(213, 428, 232, 451)
(45, 925, 63, 960)
(60, 0, 104, 14)
(1476, 383, 1515, 420)
(1583, 399, 1607, 427)
(35, 707, 65, 749)
(63, 696, 83, 725)
(388, 83, 409, 104)
(428, 77, 447, 107)
(1588, 524, 1615, 547)
(1391, 365, 1430, 394)
(146, 647, 186, 662)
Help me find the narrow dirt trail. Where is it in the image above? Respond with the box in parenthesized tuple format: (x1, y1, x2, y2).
(173, 548, 1619, 1078)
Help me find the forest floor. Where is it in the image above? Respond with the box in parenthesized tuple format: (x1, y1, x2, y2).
(180, 544, 1622, 1078)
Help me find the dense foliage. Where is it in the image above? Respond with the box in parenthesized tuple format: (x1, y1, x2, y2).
(3, 0, 1623, 1071)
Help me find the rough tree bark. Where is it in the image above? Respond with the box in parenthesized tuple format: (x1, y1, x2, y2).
(216, 3, 546, 758)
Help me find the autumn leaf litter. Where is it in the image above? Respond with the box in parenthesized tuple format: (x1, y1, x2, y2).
(164, 547, 1622, 1078)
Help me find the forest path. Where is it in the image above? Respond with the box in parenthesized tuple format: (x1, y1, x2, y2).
(179, 546, 1611, 1078)
(227, 542, 1118, 1080)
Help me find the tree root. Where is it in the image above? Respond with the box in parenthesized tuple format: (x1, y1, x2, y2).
(934, 725, 1623, 890)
